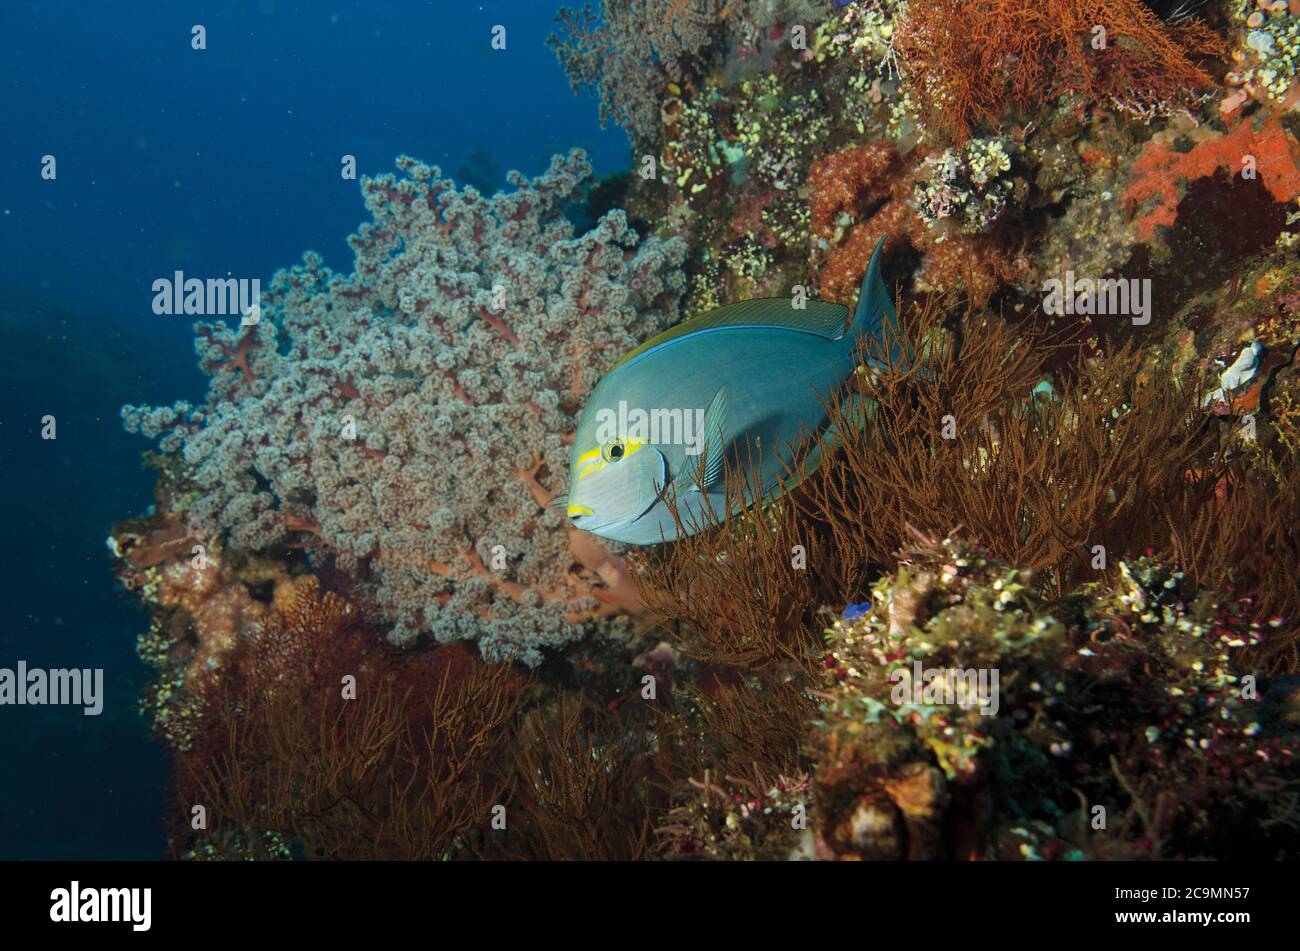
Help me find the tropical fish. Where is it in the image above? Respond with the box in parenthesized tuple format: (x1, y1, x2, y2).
(558, 235, 896, 545)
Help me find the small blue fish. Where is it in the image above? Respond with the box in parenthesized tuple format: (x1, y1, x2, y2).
(559, 236, 895, 545)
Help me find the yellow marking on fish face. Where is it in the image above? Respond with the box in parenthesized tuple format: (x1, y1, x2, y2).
(567, 503, 594, 517)
(575, 438, 647, 481)
(576, 446, 603, 480)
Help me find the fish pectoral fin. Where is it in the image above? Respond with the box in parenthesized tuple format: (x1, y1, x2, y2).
(680, 385, 728, 492)
(548, 493, 568, 510)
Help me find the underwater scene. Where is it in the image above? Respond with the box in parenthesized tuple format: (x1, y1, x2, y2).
(5, 0, 1300, 876)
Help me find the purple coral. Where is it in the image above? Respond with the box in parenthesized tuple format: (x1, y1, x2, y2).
(123, 149, 687, 666)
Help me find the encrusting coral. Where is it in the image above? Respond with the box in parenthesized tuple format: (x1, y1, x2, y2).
(122, 150, 687, 666)
(808, 535, 1297, 860)
(1123, 112, 1300, 240)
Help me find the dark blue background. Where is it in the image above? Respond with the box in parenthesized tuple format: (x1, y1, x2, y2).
(0, 0, 626, 858)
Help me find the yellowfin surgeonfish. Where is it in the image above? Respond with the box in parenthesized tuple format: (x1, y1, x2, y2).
(558, 235, 895, 545)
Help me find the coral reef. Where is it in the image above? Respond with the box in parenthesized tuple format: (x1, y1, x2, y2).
(819, 299, 1296, 658)
(649, 529, 1298, 860)
(494, 692, 659, 860)
(549, 1, 733, 146)
(112, 0, 1300, 863)
(114, 468, 675, 861)
(122, 150, 686, 665)
(913, 136, 1018, 234)
(658, 767, 813, 859)
(549, 1, 836, 145)
(635, 293, 1300, 859)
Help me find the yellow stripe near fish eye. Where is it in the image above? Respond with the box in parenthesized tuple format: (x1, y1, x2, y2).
(575, 438, 648, 482)
(576, 447, 603, 480)
(567, 503, 594, 517)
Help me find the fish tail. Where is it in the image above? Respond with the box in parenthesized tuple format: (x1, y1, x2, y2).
(849, 234, 898, 357)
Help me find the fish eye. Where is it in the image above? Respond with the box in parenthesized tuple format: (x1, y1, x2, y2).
(602, 440, 625, 463)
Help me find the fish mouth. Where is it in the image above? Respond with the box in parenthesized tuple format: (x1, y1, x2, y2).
(567, 509, 626, 536)
(566, 508, 608, 533)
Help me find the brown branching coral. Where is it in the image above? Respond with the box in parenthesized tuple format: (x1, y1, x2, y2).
(176, 580, 528, 860)
(1193, 442, 1300, 674)
(682, 678, 812, 777)
(643, 669, 814, 807)
(635, 295, 1300, 676)
(806, 299, 1299, 635)
(807, 317, 1215, 596)
(895, 0, 1223, 144)
(624, 284, 1300, 863)
(633, 454, 831, 676)
(493, 692, 659, 860)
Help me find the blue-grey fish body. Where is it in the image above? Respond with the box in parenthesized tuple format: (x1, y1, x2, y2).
(562, 235, 895, 545)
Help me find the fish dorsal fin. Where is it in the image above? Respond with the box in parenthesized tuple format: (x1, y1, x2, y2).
(611, 297, 850, 372)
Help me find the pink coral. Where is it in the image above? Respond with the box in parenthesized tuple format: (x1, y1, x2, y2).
(124, 150, 686, 665)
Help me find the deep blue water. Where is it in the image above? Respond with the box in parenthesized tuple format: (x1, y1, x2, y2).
(0, 1, 626, 859)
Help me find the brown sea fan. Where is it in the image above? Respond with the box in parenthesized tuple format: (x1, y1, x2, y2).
(895, 0, 1223, 143)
